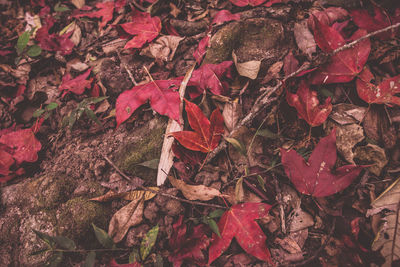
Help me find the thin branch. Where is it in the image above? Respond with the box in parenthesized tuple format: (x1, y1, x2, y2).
(104, 155, 227, 209)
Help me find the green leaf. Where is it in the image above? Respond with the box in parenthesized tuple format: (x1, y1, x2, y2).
(33, 229, 56, 248)
(206, 218, 221, 238)
(68, 111, 77, 129)
(83, 251, 96, 267)
(52, 236, 76, 250)
(27, 45, 42, 57)
(129, 249, 140, 263)
(45, 102, 58, 111)
(85, 109, 101, 125)
(88, 96, 108, 105)
(257, 175, 266, 191)
(256, 128, 279, 139)
(140, 225, 159, 260)
(208, 209, 224, 219)
(224, 137, 246, 155)
(92, 223, 115, 249)
(33, 109, 45, 118)
(47, 251, 63, 267)
(17, 31, 30, 54)
(54, 3, 70, 12)
(136, 159, 159, 170)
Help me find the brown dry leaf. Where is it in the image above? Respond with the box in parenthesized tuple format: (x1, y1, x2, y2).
(275, 237, 302, 254)
(71, 0, 85, 9)
(222, 99, 242, 132)
(224, 185, 262, 205)
(354, 144, 388, 176)
(329, 103, 366, 125)
(262, 61, 283, 84)
(334, 123, 364, 164)
(168, 176, 222, 201)
(108, 197, 145, 243)
(90, 190, 122, 202)
(140, 35, 184, 61)
(367, 178, 400, 267)
(90, 187, 158, 202)
(232, 50, 261, 80)
(288, 208, 314, 232)
(294, 20, 316, 59)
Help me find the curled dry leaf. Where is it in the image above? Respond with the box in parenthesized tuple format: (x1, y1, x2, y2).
(294, 20, 316, 59)
(90, 187, 158, 202)
(168, 176, 222, 201)
(222, 99, 242, 132)
(140, 35, 184, 61)
(108, 197, 145, 243)
(232, 51, 261, 80)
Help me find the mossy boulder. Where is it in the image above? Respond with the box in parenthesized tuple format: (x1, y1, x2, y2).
(57, 197, 111, 246)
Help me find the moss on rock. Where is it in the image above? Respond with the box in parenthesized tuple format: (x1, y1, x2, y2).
(116, 126, 165, 182)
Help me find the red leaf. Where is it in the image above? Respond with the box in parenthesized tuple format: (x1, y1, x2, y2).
(286, 80, 332, 126)
(0, 148, 14, 176)
(35, 17, 75, 55)
(189, 61, 233, 98)
(193, 35, 210, 64)
(0, 128, 41, 165)
(59, 68, 92, 96)
(115, 79, 182, 127)
(356, 67, 400, 106)
(281, 129, 363, 197)
(171, 100, 224, 153)
(229, 0, 266, 7)
(208, 202, 273, 264)
(73, 1, 115, 28)
(350, 6, 400, 39)
(168, 215, 210, 267)
(308, 7, 349, 29)
(211, 10, 240, 25)
(172, 142, 205, 166)
(119, 10, 161, 49)
(309, 16, 370, 84)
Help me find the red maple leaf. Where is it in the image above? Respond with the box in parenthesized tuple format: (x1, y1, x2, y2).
(115, 78, 182, 127)
(356, 67, 400, 106)
(286, 80, 332, 126)
(350, 6, 400, 39)
(193, 35, 210, 64)
(73, 1, 115, 29)
(168, 215, 210, 267)
(59, 68, 93, 96)
(35, 17, 75, 55)
(119, 10, 161, 49)
(308, 7, 349, 30)
(229, 0, 267, 7)
(211, 10, 241, 25)
(171, 100, 224, 153)
(309, 16, 370, 84)
(188, 61, 233, 98)
(208, 202, 273, 265)
(281, 129, 363, 197)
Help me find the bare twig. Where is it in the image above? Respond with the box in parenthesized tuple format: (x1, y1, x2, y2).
(117, 50, 138, 86)
(104, 155, 227, 209)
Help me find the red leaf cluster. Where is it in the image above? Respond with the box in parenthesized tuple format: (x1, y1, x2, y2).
(229, 0, 267, 7)
(0, 128, 41, 183)
(73, 1, 115, 29)
(281, 129, 363, 197)
(309, 15, 370, 84)
(168, 215, 210, 267)
(115, 78, 182, 127)
(356, 67, 400, 106)
(59, 68, 93, 96)
(208, 202, 273, 264)
(286, 80, 332, 126)
(35, 17, 75, 55)
(171, 100, 224, 153)
(119, 10, 161, 49)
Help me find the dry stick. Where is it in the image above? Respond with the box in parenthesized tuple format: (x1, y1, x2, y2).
(117, 50, 138, 86)
(103, 155, 227, 209)
(207, 21, 400, 164)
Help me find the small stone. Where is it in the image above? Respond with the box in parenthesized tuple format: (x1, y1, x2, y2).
(163, 199, 184, 217)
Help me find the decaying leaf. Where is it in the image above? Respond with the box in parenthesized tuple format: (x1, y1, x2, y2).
(232, 51, 261, 80)
(140, 35, 184, 61)
(59, 68, 92, 96)
(222, 99, 242, 132)
(354, 144, 387, 176)
(168, 176, 222, 201)
(294, 20, 316, 59)
(108, 197, 145, 243)
(368, 178, 400, 267)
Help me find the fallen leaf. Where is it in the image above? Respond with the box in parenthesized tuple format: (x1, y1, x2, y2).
(232, 51, 261, 80)
(108, 197, 145, 243)
(334, 124, 364, 164)
(35, 17, 75, 55)
(309, 16, 370, 84)
(168, 215, 210, 267)
(211, 10, 240, 25)
(172, 142, 205, 166)
(294, 20, 316, 59)
(222, 99, 242, 132)
(0, 149, 14, 176)
(188, 61, 233, 98)
(115, 78, 182, 127)
(283, 51, 299, 76)
(140, 35, 184, 61)
(73, 1, 114, 28)
(119, 10, 161, 49)
(229, 0, 267, 7)
(281, 129, 363, 197)
(356, 67, 400, 106)
(193, 35, 210, 64)
(308, 7, 349, 29)
(286, 80, 332, 127)
(59, 68, 92, 96)
(368, 178, 400, 267)
(208, 202, 273, 264)
(171, 100, 224, 153)
(353, 144, 387, 176)
(168, 176, 222, 201)
(90, 187, 158, 202)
